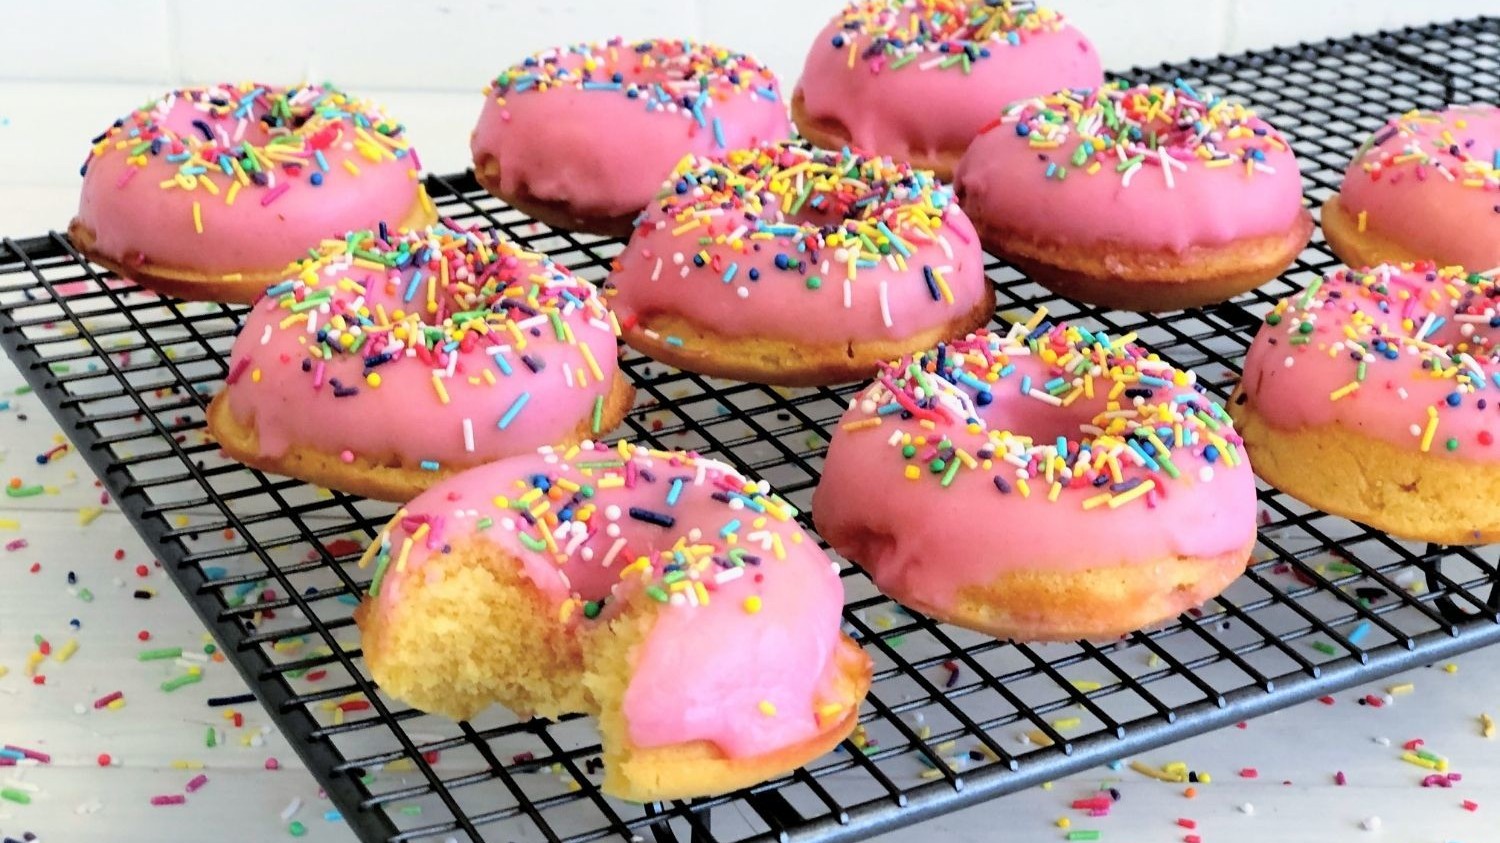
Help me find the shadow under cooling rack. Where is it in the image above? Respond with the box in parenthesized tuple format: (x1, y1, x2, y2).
(1, 15, 1499, 843)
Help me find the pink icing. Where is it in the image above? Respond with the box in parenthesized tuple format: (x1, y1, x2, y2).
(954, 82, 1306, 252)
(367, 443, 850, 757)
(471, 39, 793, 221)
(607, 143, 989, 345)
(1337, 106, 1500, 270)
(77, 83, 426, 275)
(813, 323, 1257, 612)
(795, 1, 1101, 162)
(222, 224, 621, 470)
(1239, 263, 1500, 462)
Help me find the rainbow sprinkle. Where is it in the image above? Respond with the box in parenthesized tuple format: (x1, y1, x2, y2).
(1351, 106, 1500, 192)
(995, 80, 1290, 187)
(486, 38, 781, 141)
(838, 318, 1244, 509)
(625, 142, 963, 326)
(82, 83, 419, 213)
(827, 1, 1069, 71)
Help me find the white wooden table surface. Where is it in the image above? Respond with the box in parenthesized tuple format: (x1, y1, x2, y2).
(1, 82, 1498, 843)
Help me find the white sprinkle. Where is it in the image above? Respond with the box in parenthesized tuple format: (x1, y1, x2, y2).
(879, 281, 893, 328)
(1360, 816, 1381, 831)
(736, 286, 749, 299)
(280, 797, 303, 821)
(651, 257, 663, 281)
(260, 324, 273, 345)
(601, 537, 627, 568)
(1373, 736, 1392, 746)
(1159, 149, 1175, 189)
(1238, 802, 1254, 815)
(844, 279, 853, 309)
(462, 419, 475, 453)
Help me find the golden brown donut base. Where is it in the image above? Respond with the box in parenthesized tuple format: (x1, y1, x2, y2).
(1319, 195, 1444, 270)
(473, 153, 638, 239)
(620, 289, 996, 387)
(966, 210, 1315, 312)
(819, 518, 1250, 641)
(205, 371, 635, 503)
(356, 538, 873, 802)
(1229, 395, 1500, 545)
(790, 89, 963, 182)
(67, 189, 438, 305)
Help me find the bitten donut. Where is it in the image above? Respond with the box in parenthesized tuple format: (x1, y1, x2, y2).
(1232, 263, 1500, 545)
(793, 0, 1101, 180)
(814, 318, 1257, 641)
(355, 441, 872, 801)
(954, 81, 1314, 312)
(472, 39, 792, 237)
(206, 224, 634, 502)
(73, 82, 435, 303)
(606, 143, 993, 386)
(1322, 107, 1500, 272)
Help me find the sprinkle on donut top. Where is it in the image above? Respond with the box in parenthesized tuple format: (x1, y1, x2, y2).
(361, 441, 808, 613)
(1350, 107, 1500, 193)
(996, 80, 1291, 187)
(644, 143, 963, 295)
(486, 38, 782, 135)
(230, 222, 617, 428)
(829, 0, 1069, 71)
(1256, 263, 1499, 451)
(840, 314, 1244, 508)
(82, 82, 419, 204)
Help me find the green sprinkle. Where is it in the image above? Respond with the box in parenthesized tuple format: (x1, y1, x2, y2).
(289, 820, 307, 837)
(646, 586, 669, 602)
(518, 533, 548, 552)
(138, 647, 183, 662)
(399, 806, 423, 816)
(1310, 641, 1337, 656)
(940, 458, 961, 488)
(1446, 437, 1460, 452)
(1, 787, 31, 805)
(203, 643, 216, 655)
(161, 672, 203, 692)
(77, 588, 94, 603)
(206, 727, 217, 748)
(592, 395, 604, 434)
(806, 276, 822, 290)
(4, 484, 44, 498)
(476, 517, 494, 530)
(1066, 832, 1100, 842)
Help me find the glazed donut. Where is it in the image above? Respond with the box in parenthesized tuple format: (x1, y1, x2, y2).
(1322, 107, 1500, 272)
(793, 0, 1102, 180)
(355, 441, 872, 802)
(1232, 263, 1500, 545)
(954, 81, 1314, 312)
(206, 224, 634, 503)
(606, 143, 994, 386)
(472, 38, 792, 237)
(72, 82, 435, 303)
(814, 319, 1257, 641)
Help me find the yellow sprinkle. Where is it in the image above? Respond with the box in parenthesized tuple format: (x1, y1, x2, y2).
(1329, 382, 1360, 401)
(1444, 663, 1459, 673)
(1056, 818, 1071, 829)
(191, 201, 204, 234)
(1401, 752, 1439, 770)
(170, 760, 204, 770)
(1481, 713, 1495, 738)
(1130, 760, 1185, 782)
(226, 180, 241, 206)
(841, 417, 882, 432)
(1357, 210, 1368, 232)
(743, 595, 762, 614)
(77, 507, 103, 526)
(343, 159, 361, 177)
(578, 342, 604, 383)
(1387, 683, 1414, 695)
(1052, 717, 1081, 731)
(758, 700, 777, 716)
(1025, 729, 1055, 747)
(904, 465, 921, 480)
(432, 375, 450, 405)
(55, 638, 79, 662)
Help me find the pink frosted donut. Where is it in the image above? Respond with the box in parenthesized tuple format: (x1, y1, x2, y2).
(606, 142, 994, 386)
(1233, 263, 1500, 544)
(954, 81, 1314, 311)
(793, 0, 1102, 179)
(354, 440, 872, 801)
(1323, 107, 1500, 271)
(814, 320, 1257, 641)
(205, 224, 634, 503)
(471, 38, 793, 236)
(72, 82, 435, 303)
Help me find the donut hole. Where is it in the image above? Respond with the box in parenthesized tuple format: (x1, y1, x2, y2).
(977, 390, 1104, 446)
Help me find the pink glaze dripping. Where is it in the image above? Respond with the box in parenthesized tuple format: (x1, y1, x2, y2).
(814, 323, 1257, 613)
(471, 39, 793, 222)
(222, 224, 621, 470)
(367, 443, 851, 758)
(1337, 106, 1500, 270)
(795, 1, 1102, 164)
(608, 143, 989, 344)
(1239, 263, 1500, 461)
(77, 83, 426, 275)
(954, 82, 1305, 252)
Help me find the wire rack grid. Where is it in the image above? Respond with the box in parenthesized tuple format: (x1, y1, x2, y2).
(2, 16, 1499, 843)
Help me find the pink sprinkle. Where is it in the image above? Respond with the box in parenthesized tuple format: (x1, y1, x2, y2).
(1239, 768, 1259, 778)
(409, 149, 422, 171)
(3, 539, 26, 552)
(0, 758, 15, 767)
(1335, 771, 1347, 786)
(1176, 819, 1197, 829)
(1087, 808, 1110, 817)
(339, 450, 355, 464)
(1463, 800, 1479, 812)
(1449, 772, 1463, 782)
(4, 745, 50, 764)
(93, 691, 124, 709)
(265, 757, 280, 771)
(259, 182, 290, 207)
(224, 357, 251, 385)
(150, 794, 186, 806)
(115, 166, 139, 189)
(312, 361, 326, 390)
(1186, 836, 1202, 843)
(185, 774, 209, 793)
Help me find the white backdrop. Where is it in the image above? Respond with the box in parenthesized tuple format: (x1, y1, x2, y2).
(1, 0, 1494, 91)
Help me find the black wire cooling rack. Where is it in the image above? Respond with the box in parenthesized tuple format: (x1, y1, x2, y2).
(3, 17, 1500, 843)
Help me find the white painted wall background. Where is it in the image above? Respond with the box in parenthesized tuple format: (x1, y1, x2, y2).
(0, 0, 1493, 224)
